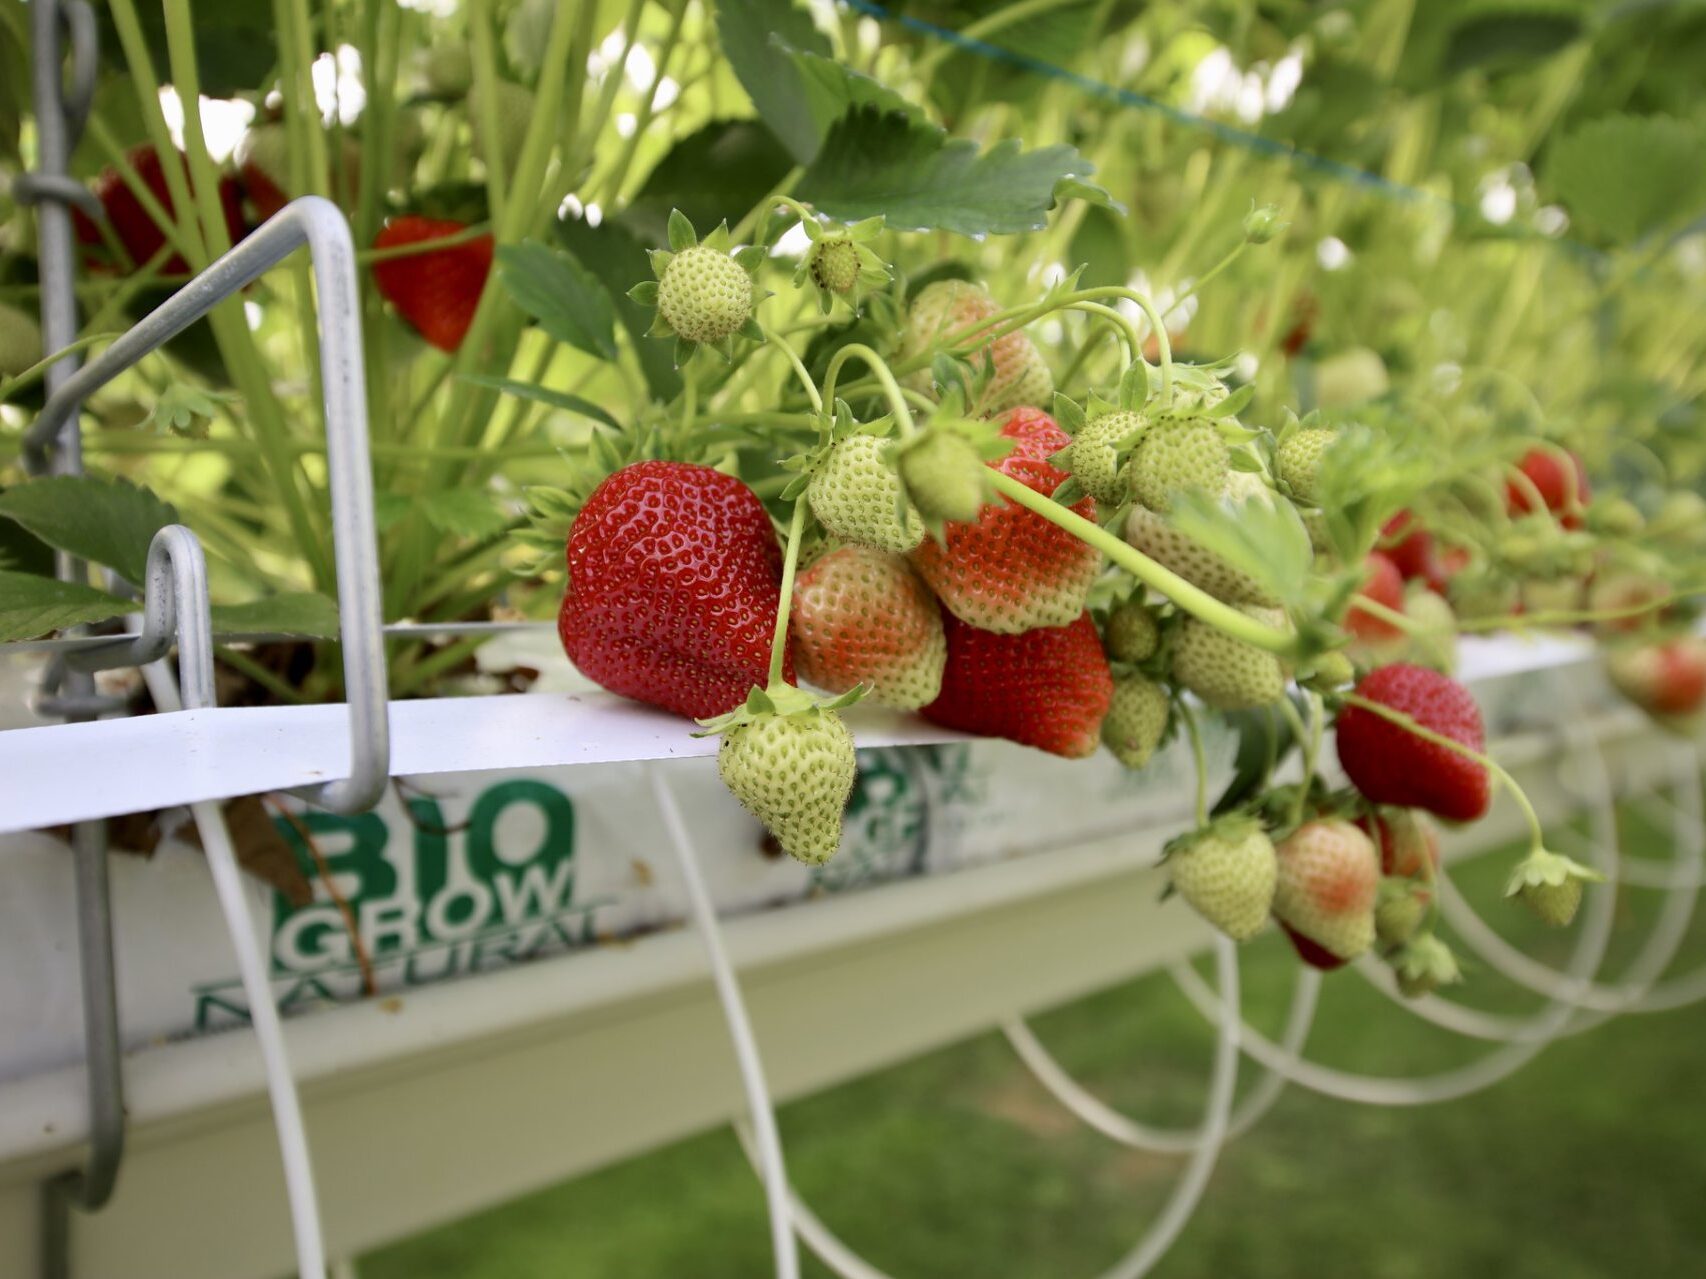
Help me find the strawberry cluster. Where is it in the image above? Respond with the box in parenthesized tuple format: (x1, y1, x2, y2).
(542, 207, 1616, 986)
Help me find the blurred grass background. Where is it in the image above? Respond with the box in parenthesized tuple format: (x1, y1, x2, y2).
(361, 796, 1706, 1278)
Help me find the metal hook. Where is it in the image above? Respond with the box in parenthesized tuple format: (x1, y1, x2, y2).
(57, 1, 97, 147)
(27, 198, 392, 815)
(65, 527, 215, 709)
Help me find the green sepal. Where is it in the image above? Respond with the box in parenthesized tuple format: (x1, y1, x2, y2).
(1208, 383, 1255, 420)
(648, 248, 675, 278)
(692, 680, 866, 738)
(1161, 812, 1263, 862)
(628, 279, 660, 306)
(734, 244, 768, 276)
(673, 336, 697, 366)
(1504, 849, 1606, 895)
(646, 310, 676, 339)
(702, 220, 734, 251)
(1053, 475, 1086, 505)
(1052, 393, 1087, 435)
(1118, 361, 1148, 409)
(666, 209, 697, 251)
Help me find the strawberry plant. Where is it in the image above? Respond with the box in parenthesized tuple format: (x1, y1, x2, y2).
(0, 0, 1700, 982)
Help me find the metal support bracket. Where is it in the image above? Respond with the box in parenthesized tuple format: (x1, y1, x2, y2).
(25, 197, 392, 816)
(25, 4, 123, 1274)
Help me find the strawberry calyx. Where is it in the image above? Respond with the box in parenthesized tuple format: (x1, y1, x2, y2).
(693, 680, 864, 738)
(1503, 848, 1605, 928)
(1388, 931, 1462, 998)
(1161, 811, 1263, 863)
(785, 209, 891, 312)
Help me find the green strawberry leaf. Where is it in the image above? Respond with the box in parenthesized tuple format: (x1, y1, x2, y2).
(1441, 4, 1585, 77)
(715, 0, 834, 163)
(418, 490, 513, 542)
(459, 374, 620, 427)
(785, 43, 925, 143)
(0, 474, 178, 586)
(210, 591, 340, 639)
(0, 570, 133, 642)
(1212, 696, 1305, 817)
(555, 217, 682, 400)
(797, 106, 1110, 237)
(1546, 113, 1706, 244)
(495, 241, 619, 361)
(1166, 487, 1314, 608)
(618, 120, 795, 248)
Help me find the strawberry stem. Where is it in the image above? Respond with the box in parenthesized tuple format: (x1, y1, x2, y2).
(769, 497, 810, 688)
(1170, 240, 1250, 312)
(1178, 698, 1209, 827)
(1340, 693, 1546, 856)
(821, 344, 918, 436)
(1453, 590, 1695, 632)
(761, 325, 823, 413)
(1346, 594, 1433, 640)
(983, 469, 1300, 657)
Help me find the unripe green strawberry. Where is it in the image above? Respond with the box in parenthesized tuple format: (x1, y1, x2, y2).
(808, 434, 924, 553)
(1375, 878, 1429, 947)
(1273, 818, 1379, 962)
(1313, 346, 1389, 409)
(424, 45, 473, 96)
(1171, 608, 1288, 710)
(902, 280, 1052, 415)
(1165, 817, 1278, 942)
(896, 429, 988, 526)
(1102, 673, 1169, 768)
(792, 546, 945, 709)
(718, 708, 856, 865)
(1128, 411, 1229, 513)
(1523, 876, 1582, 927)
(1275, 428, 1333, 506)
(1403, 587, 1458, 673)
(1303, 650, 1355, 691)
(1066, 410, 1142, 505)
(808, 237, 860, 295)
(0, 302, 45, 378)
(658, 245, 753, 346)
(1123, 471, 1281, 606)
(1506, 848, 1601, 927)
(1103, 600, 1160, 663)
(469, 80, 535, 176)
(1391, 933, 1462, 998)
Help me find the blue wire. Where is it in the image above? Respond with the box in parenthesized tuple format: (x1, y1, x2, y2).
(836, 0, 1604, 262)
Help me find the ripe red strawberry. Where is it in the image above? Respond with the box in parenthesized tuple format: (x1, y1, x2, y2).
(372, 215, 494, 352)
(1506, 447, 1590, 530)
(921, 611, 1113, 758)
(72, 143, 246, 273)
(1280, 922, 1352, 971)
(1345, 551, 1406, 643)
(1272, 818, 1380, 963)
(1379, 511, 1435, 582)
(791, 546, 945, 710)
(1336, 664, 1491, 822)
(1359, 807, 1441, 881)
(1359, 807, 1440, 945)
(909, 408, 1100, 634)
(558, 462, 791, 720)
(1428, 544, 1470, 595)
(1606, 637, 1706, 720)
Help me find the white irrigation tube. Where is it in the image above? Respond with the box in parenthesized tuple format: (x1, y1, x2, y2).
(998, 965, 1318, 1155)
(734, 937, 1242, 1279)
(649, 767, 800, 1279)
(141, 661, 326, 1279)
